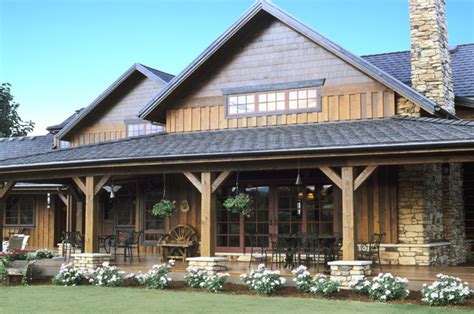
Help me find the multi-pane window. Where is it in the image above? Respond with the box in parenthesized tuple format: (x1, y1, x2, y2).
(5, 196, 35, 226)
(127, 122, 164, 138)
(143, 191, 165, 242)
(58, 140, 70, 149)
(227, 87, 319, 117)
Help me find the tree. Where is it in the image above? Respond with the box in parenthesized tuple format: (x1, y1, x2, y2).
(0, 83, 34, 137)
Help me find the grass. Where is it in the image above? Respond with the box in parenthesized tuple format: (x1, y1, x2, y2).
(0, 285, 470, 314)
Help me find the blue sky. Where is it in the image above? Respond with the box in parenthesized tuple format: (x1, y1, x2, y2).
(1, 0, 473, 135)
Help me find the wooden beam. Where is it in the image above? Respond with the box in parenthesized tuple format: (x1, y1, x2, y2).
(57, 192, 68, 205)
(319, 166, 343, 189)
(200, 172, 215, 256)
(341, 167, 356, 260)
(211, 171, 232, 193)
(0, 181, 15, 199)
(94, 175, 111, 195)
(72, 177, 87, 194)
(183, 172, 202, 193)
(84, 176, 99, 253)
(354, 165, 378, 191)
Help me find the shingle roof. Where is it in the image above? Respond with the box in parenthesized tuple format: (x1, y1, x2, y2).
(1, 117, 474, 169)
(140, 64, 174, 83)
(0, 134, 53, 161)
(362, 44, 474, 97)
(46, 108, 85, 132)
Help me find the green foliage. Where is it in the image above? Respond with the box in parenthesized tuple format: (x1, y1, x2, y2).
(223, 193, 253, 217)
(52, 263, 85, 286)
(0, 83, 34, 137)
(0, 259, 6, 284)
(422, 274, 471, 306)
(152, 200, 177, 217)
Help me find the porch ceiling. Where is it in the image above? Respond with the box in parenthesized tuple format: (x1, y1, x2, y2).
(1, 116, 474, 180)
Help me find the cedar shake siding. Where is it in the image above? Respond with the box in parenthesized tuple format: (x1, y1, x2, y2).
(165, 15, 396, 132)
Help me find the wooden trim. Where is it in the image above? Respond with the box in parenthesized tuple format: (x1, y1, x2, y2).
(211, 171, 232, 193)
(319, 167, 342, 189)
(0, 181, 15, 199)
(354, 165, 378, 191)
(94, 175, 111, 195)
(72, 177, 87, 194)
(341, 166, 356, 260)
(183, 172, 202, 193)
(85, 176, 99, 253)
(57, 192, 68, 205)
(200, 172, 214, 256)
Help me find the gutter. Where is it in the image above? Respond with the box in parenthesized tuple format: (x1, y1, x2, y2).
(1, 139, 474, 171)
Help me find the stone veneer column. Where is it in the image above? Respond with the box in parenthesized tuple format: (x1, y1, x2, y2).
(442, 164, 467, 265)
(186, 257, 227, 275)
(410, 0, 454, 114)
(72, 253, 111, 273)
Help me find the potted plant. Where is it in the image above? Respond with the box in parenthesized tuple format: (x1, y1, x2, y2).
(152, 199, 177, 218)
(223, 193, 253, 217)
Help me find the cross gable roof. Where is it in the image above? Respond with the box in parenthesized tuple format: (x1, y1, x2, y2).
(56, 63, 174, 140)
(138, 0, 448, 122)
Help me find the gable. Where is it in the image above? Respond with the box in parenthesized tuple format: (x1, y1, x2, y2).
(65, 73, 166, 146)
(140, 0, 441, 124)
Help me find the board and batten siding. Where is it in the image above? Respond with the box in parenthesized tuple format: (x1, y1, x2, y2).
(164, 18, 396, 132)
(68, 76, 165, 147)
(166, 89, 395, 132)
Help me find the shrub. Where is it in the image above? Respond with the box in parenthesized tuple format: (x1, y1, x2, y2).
(1, 250, 28, 262)
(308, 274, 340, 297)
(52, 263, 85, 286)
(348, 276, 372, 295)
(422, 274, 471, 306)
(292, 265, 314, 293)
(34, 249, 54, 259)
(139, 260, 175, 289)
(240, 264, 286, 295)
(369, 273, 409, 302)
(185, 266, 208, 288)
(201, 273, 230, 293)
(89, 262, 124, 287)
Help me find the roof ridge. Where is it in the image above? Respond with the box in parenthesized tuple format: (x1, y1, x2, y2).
(392, 115, 474, 126)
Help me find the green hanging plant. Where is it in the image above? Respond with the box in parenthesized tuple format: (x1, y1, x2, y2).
(152, 199, 177, 218)
(223, 193, 253, 217)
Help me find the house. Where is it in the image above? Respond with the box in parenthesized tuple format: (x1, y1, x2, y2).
(1, 0, 473, 275)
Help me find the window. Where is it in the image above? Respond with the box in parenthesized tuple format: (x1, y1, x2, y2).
(226, 87, 320, 117)
(127, 122, 164, 138)
(306, 185, 334, 236)
(4, 196, 35, 226)
(143, 191, 165, 242)
(59, 140, 70, 149)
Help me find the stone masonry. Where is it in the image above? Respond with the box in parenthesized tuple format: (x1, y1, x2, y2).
(328, 261, 372, 288)
(72, 253, 111, 273)
(186, 257, 227, 275)
(396, 96, 420, 116)
(409, 0, 455, 114)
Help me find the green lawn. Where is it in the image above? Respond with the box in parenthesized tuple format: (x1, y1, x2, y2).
(0, 286, 470, 314)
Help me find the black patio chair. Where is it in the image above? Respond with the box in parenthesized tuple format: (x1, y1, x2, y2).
(359, 232, 385, 270)
(61, 231, 84, 260)
(113, 230, 132, 263)
(245, 234, 268, 268)
(126, 231, 142, 263)
(301, 233, 322, 273)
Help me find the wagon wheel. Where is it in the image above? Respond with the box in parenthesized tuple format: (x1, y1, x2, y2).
(169, 225, 196, 243)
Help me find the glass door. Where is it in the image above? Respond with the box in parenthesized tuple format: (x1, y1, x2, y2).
(276, 186, 303, 235)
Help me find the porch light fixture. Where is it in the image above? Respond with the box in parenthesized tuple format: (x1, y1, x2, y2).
(103, 184, 122, 199)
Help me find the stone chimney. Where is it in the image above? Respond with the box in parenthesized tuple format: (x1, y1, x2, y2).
(409, 0, 454, 114)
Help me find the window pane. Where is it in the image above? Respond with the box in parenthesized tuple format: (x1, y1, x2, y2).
(246, 95, 255, 104)
(276, 92, 285, 101)
(298, 99, 307, 109)
(298, 90, 307, 99)
(247, 104, 255, 113)
(259, 103, 267, 112)
(229, 105, 237, 114)
(308, 99, 317, 108)
(308, 89, 317, 98)
(276, 101, 285, 110)
(258, 94, 266, 102)
(229, 96, 237, 105)
(289, 91, 298, 100)
(238, 96, 246, 104)
(268, 102, 275, 111)
(289, 100, 298, 109)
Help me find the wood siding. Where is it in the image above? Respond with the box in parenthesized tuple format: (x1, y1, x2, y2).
(68, 76, 165, 147)
(166, 89, 395, 132)
(1, 195, 59, 249)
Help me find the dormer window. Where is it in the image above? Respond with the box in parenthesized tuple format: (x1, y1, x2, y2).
(224, 79, 324, 118)
(126, 120, 164, 138)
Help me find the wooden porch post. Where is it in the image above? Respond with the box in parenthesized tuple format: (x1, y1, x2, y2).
(341, 167, 356, 260)
(85, 176, 99, 253)
(200, 172, 214, 257)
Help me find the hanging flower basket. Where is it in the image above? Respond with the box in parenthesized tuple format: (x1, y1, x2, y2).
(223, 193, 253, 217)
(152, 200, 177, 218)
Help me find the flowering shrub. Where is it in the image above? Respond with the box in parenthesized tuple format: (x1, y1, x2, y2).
(185, 266, 208, 288)
(33, 249, 54, 259)
(0, 250, 28, 262)
(89, 262, 124, 287)
(292, 265, 313, 293)
(52, 263, 85, 286)
(138, 260, 175, 289)
(309, 274, 340, 297)
(348, 276, 372, 295)
(240, 264, 286, 295)
(422, 274, 471, 306)
(201, 273, 230, 293)
(368, 273, 409, 302)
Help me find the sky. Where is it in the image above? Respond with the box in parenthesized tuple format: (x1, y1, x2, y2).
(1, 0, 473, 135)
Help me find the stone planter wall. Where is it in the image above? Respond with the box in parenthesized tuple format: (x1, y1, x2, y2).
(328, 261, 372, 288)
(186, 257, 227, 274)
(72, 253, 111, 273)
